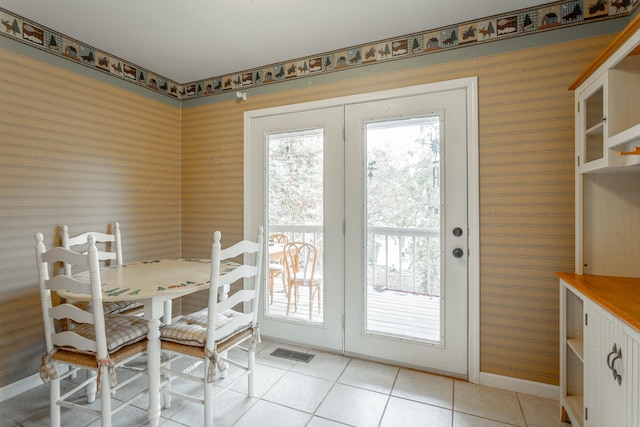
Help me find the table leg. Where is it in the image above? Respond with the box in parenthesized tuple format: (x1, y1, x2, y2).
(145, 298, 164, 427)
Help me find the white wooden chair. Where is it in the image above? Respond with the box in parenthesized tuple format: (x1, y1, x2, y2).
(283, 241, 322, 319)
(159, 227, 264, 427)
(61, 223, 144, 317)
(34, 232, 149, 427)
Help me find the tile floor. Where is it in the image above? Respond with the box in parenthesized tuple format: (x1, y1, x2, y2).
(0, 339, 570, 427)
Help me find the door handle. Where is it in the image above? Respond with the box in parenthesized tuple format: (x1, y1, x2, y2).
(452, 248, 464, 258)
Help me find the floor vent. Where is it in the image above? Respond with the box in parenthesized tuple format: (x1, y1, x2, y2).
(270, 348, 315, 363)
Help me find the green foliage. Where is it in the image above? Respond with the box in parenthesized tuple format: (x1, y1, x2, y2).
(268, 131, 323, 225)
(366, 122, 440, 228)
(366, 119, 441, 295)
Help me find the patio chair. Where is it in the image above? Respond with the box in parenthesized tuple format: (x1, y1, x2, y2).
(283, 241, 322, 320)
(268, 233, 288, 303)
(34, 232, 149, 427)
(159, 227, 264, 427)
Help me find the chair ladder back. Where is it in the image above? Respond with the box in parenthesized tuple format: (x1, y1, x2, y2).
(35, 232, 109, 358)
(45, 274, 93, 295)
(61, 223, 122, 276)
(206, 228, 264, 350)
(49, 303, 95, 325)
(219, 239, 260, 261)
(216, 264, 258, 288)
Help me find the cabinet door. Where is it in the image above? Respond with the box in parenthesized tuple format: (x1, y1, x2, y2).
(576, 74, 607, 173)
(620, 324, 640, 427)
(584, 302, 624, 427)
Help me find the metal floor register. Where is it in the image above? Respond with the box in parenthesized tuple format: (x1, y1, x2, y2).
(270, 348, 315, 363)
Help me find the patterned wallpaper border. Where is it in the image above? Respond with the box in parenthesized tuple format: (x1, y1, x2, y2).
(1, 0, 637, 100)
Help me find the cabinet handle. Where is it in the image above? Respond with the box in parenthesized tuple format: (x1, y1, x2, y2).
(607, 344, 617, 369)
(618, 146, 640, 156)
(606, 343, 622, 386)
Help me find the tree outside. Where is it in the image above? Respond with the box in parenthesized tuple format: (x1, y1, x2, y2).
(366, 117, 441, 296)
(268, 129, 323, 226)
(267, 116, 441, 296)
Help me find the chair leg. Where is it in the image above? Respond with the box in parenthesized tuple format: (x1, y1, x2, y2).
(286, 281, 293, 316)
(100, 365, 113, 427)
(161, 354, 172, 409)
(281, 273, 288, 297)
(85, 370, 97, 403)
(50, 376, 61, 427)
(309, 284, 313, 320)
(219, 350, 229, 379)
(269, 274, 274, 304)
(248, 349, 255, 398)
(204, 379, 215, 427)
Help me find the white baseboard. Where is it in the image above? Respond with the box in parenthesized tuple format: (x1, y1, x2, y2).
(0, 372, 42, 403)
(479, 372, 559, 401)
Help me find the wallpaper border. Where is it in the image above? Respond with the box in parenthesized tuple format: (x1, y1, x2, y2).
(1, 0, 637, 100)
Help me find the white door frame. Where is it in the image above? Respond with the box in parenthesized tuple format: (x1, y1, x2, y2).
(243, 77, 480, 383)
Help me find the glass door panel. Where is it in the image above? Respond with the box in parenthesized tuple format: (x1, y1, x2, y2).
(266, 128, 324, 324)
(249, 106, 343, 351)
(365, 117, 441, 342)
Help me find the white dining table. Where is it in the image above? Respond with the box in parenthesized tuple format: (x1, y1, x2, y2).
(58, 258, 238, 427)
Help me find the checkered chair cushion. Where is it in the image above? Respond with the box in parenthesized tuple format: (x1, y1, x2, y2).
(103, 301, 144, 315)
(67, 314, 149, 353)
(73, 300, 144, 315)
(160, 308, 241, 347)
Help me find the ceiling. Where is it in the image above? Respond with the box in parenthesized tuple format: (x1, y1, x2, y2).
(1, 0, 554, 83)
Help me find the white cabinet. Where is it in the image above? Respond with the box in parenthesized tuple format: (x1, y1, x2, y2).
(575, 59, 640, 174)
(571, 15, 640, 277)
(559, 274, 640, 427)
(572, 19, 640, 174)
(563, 14, 640, 427)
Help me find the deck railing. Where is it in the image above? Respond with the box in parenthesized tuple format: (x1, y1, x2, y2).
(269, 225, 440, 297)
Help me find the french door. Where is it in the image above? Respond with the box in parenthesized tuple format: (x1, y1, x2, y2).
(246, 79, 476, 376)
(248, 107, 344, 350)
(344, 90, 469, 376)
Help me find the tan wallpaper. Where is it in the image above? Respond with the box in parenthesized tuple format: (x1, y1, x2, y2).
(0, 32, 619, 389)
(0, 48, 182, 387)
(180, 34, 616, 385)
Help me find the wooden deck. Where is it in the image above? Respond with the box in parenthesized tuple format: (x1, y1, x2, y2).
(266, 279, 441, 343)
(266, 279, 322, 322)
(367, 288, 441, 342)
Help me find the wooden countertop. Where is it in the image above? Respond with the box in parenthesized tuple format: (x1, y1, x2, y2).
(558, 272, 640, 332)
